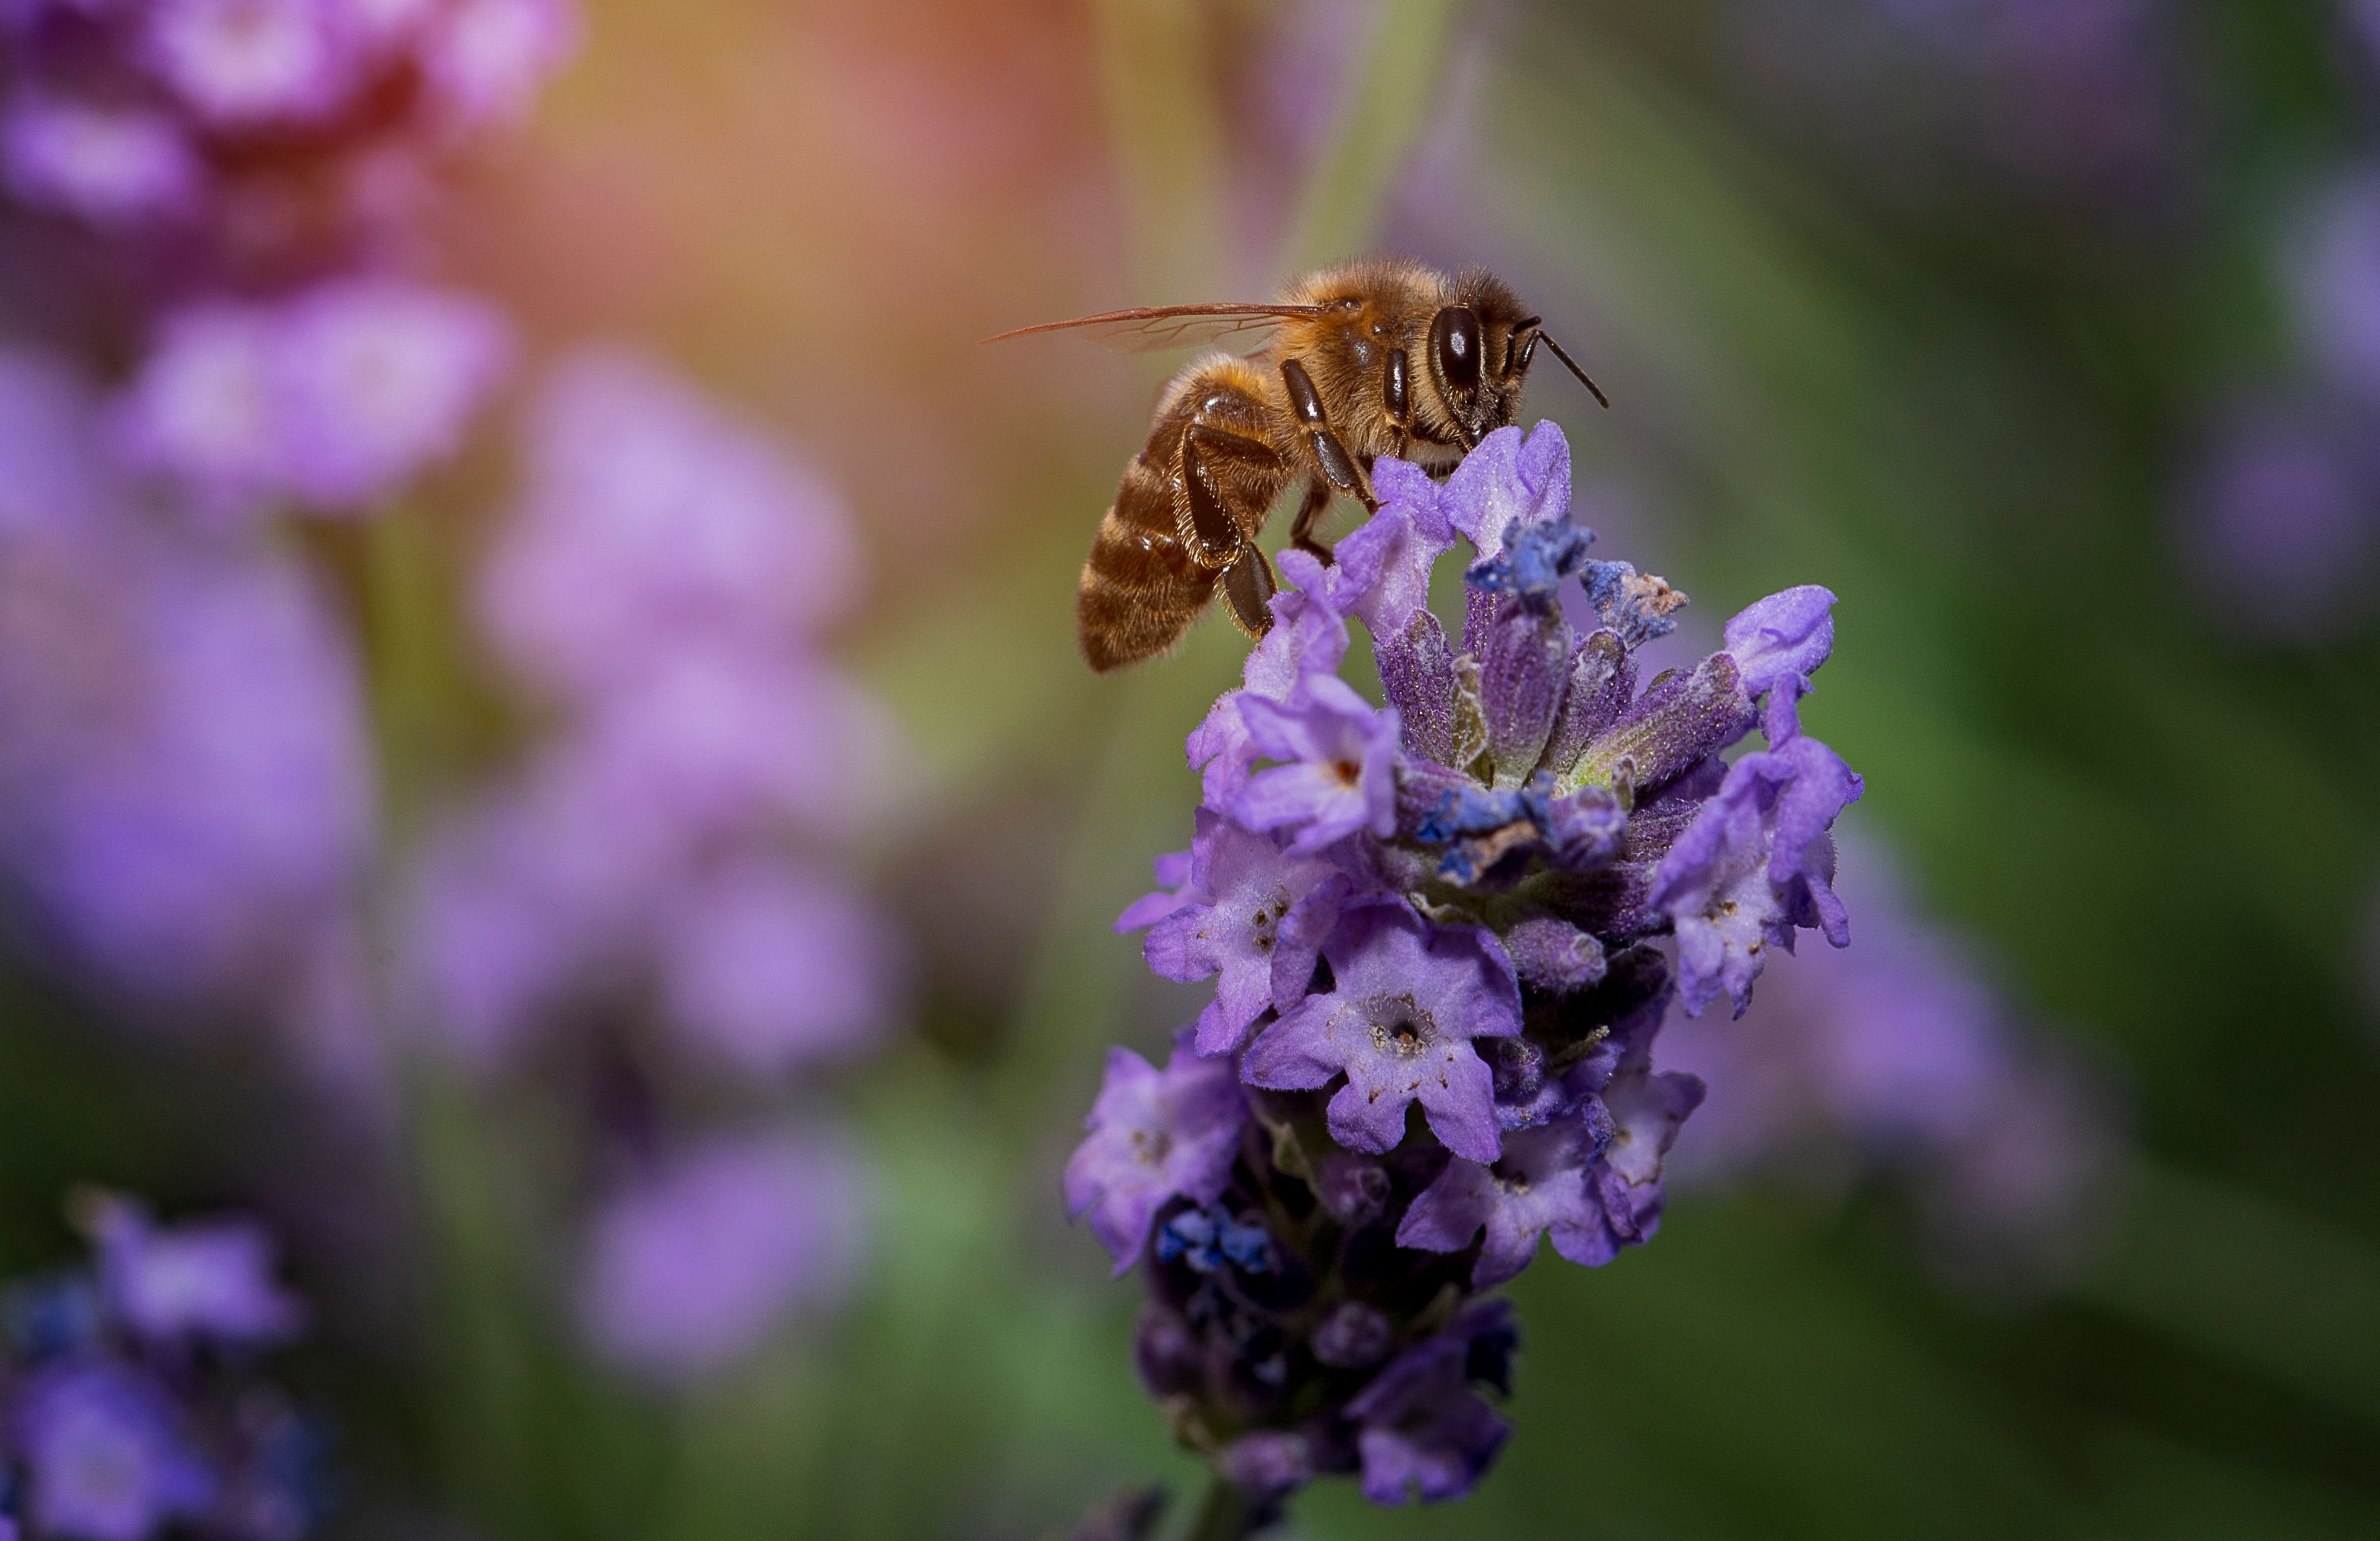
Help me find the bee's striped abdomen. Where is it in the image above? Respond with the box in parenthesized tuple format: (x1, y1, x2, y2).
(1076, 357, 1289, 673)
(1077, 454, 1218, 673)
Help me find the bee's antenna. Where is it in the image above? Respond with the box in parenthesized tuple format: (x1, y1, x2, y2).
(1538, 333, 1610, 409)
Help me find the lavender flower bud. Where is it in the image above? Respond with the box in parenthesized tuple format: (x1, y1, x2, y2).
(1571, 651, 1756, 796)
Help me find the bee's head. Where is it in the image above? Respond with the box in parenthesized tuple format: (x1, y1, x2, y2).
(1423, 271, 1605, 450)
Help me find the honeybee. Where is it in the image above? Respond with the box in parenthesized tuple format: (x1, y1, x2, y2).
(987, 257, 1606, 672)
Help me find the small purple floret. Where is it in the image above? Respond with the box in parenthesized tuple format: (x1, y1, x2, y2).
(1232, 676, 1400, 855)
(1242, 901, 1519, 1162)
(1065, 1034, 1246, 1275)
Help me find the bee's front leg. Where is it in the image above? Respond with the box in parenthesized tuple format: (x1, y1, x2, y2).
(1279, 358, 1378, 515)
(1382, 347, 1413, 465)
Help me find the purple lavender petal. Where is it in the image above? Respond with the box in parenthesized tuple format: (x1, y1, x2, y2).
(1140, 812, 1342, 1055)
(1231, 677, 1400, 855)
(1398, 1110, 1608, 1286)
(1440, 421, 1570, 559)
(1722, 586, 1837, 701)
(1330, 501, 1452, 637)
(1553, 1011, 1702, 1266)
(1114, 846, 1199, 932)
(1242, 550, 1350, 701)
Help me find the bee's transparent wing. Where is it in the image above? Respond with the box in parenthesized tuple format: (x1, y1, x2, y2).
(981, 303, 1329, 354)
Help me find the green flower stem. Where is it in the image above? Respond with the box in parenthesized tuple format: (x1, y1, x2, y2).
(358, 509, 549, 1537)
(1183, 1474, 1257, 1541)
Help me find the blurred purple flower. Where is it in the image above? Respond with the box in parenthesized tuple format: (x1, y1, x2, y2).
(14, 1361, 217, 1541)
(2290, 167, 2380, 405)
(2173, 400, 2378, 643)
(1064, 1033, 1246, 1274)
(1, 96, 202, 226)
(0, 522, 376, 1006)
(271, 279, 512, 509)
(479, 349, 864, 701)
(0, 349, 127, 536)
(114, 281, 511, 519)
(420, 0, 580, 133)
(564, 650, 895, 849)
(576, 1129, 869, 1383)
(90, 1197, 305, 1349)
(141, 0, 355, 129)
(656, 857, 902, 1077)
(109, 305, 283, 516)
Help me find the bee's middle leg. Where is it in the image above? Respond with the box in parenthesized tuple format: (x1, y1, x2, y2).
(1287, 481, 1334, 565)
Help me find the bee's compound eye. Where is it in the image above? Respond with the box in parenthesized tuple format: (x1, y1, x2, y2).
(1432, 306, 1482, 394)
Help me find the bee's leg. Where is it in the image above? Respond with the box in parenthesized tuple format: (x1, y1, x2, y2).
(1280, 358, 1378, 514)
(1382, 348, 1413, 464)
(1179, 422, 1285, 570)
(1219, 542, 1278, 640)
(1287, 480, 1334, 564)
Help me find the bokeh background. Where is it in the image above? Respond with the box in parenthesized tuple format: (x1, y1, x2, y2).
(2, 1, 2378, 1538)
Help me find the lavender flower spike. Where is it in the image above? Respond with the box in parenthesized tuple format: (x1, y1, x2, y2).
(1065, 1033, 1246, 1274)
(1071, 418, 1862, 1519)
